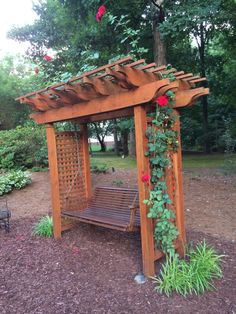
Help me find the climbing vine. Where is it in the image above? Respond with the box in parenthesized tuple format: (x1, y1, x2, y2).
(144, 90, 179, 256)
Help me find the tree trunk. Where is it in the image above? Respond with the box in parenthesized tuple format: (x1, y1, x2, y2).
(152, 5, 166, 66)
(121, 129, 129, 156)
(199, 23, 210, 153)
(129, 127, 136, 157)
(113, 119, 119, 155)
(98, 139, 106, 152)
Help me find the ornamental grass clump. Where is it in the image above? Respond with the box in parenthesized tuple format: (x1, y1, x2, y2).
(33, 215, 53, 237)
(153, 241, 223, 296)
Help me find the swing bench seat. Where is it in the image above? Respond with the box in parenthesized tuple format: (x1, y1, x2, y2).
(61, 187, 140, 232)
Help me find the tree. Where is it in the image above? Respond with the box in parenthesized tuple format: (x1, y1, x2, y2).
(160, 0, 236, 152)
(0, 54, 43, 130)
(89, 121, 113, 152)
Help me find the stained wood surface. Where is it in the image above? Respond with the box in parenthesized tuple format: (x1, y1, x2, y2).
(17, 57, 209, 125)
(62, 187, 140, 232)
(134, 106, 155, 277)
(55, 131, 87, 212)
(172, 110, 186, 256)
(45, 124, 62, 238)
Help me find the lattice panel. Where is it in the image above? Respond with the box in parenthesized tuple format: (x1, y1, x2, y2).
(56, 132, 87, 211)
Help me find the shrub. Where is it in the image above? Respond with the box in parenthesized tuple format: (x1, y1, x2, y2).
(0, 125, 48, 170)
(33, 215, 53, 237)
(0, 170, 31, 195)
(153, 241, 223, 296)
(90, 163, 108, 173)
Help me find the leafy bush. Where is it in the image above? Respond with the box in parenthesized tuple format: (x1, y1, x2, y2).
(0, 170, 32, 195)
(90, 163, 109, 173)
(0, 125, 48, 170)
(33, 215, 53, 237)
(153, 241, 223, 296)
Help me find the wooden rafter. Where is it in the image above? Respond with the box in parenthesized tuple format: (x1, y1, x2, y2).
(17, 57, 209, 121)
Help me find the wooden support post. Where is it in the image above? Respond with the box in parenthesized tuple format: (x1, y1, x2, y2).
(80, 124, 92, 200)
(134, 105, 155, 277)
(172, 110, 186, 256)
(45, 124, 62, 239)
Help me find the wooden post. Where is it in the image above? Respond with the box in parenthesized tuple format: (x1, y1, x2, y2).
(172, 110, 186, 255)
(134, 105, 155, 277)
(80, 124, 92, 200)
(45, 124, 62, 239)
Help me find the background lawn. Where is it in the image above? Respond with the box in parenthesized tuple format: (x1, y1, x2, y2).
(90, 152, 236, 170)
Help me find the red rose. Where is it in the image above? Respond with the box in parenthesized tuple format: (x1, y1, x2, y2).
(156, 95, 169, 107)
(98, 5, 106, 15)
(141, 174, 150, 183)
(96, 5, 106, 22)
(43, 55, 53, 61)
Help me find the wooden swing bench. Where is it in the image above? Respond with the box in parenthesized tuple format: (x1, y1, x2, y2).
(61, 187, 140, 232)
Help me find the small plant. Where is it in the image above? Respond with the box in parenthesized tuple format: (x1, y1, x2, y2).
(153, 241, 223, 296)
(0, 170, 31, 195)
(90, 163, 108, 173)
(33, 215, 53, 237)
(31, 166, 48, 172)
(112, 179, 124, 187)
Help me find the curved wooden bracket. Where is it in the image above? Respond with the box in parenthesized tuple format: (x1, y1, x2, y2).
(175, 88, 209, 108)
(115, 65, 158, 87)
(82, 76, 126, 95)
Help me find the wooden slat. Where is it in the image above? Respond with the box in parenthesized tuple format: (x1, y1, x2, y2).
(139, 63, 156, 70)
(149, 65, 166, 72)
(176, 73, 193, 80)
(126, 59, 146, 67)
(190, 78, 207, 84)
(183, 76, 200, 82)
(174, 71, 185, 77)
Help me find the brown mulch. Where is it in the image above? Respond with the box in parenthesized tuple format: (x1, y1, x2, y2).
(0, 169, 236, 313)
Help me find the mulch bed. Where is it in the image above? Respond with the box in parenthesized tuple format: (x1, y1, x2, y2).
(0, 168, 236, 313)
(0, 219, 236, 314)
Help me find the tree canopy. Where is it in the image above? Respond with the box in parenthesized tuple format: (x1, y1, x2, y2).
(5, 0, 236, 152)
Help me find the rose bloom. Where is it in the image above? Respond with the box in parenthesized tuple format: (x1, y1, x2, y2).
(156, 95, 169, 107)
(141, 174, 150, 183)
(96, 5, 106, 22)
(98, 5, 106, 15)
(43, 55, 53, 61)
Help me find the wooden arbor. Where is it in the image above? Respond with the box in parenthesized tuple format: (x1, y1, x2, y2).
(17, 56, 209, 276)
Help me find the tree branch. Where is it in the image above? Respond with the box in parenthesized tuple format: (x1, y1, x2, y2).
(151, 0, 161, 9)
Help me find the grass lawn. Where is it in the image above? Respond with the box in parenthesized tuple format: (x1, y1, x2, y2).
(90, 152, 235, 170)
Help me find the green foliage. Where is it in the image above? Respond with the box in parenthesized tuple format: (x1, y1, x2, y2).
(33, 215, 53, 237)
(145, 89, 179, 255)
(221, 118, 236, 175)
(0, 125, 48, 170)
(90, 163, 109, 174)
(153, 241, 223, 296)
(112, 179, 124, 187)
(0, 170, 31, 195)
(6, 0, 236, 154)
